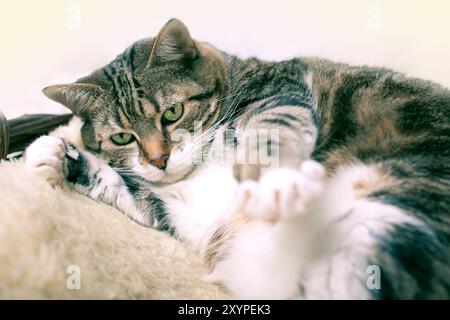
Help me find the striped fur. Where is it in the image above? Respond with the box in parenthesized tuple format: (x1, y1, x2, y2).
(26, 19, 450, 299)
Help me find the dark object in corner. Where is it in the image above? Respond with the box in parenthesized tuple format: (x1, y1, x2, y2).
(0, 111, 73, 160)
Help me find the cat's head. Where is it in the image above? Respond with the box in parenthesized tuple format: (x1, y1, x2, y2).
(44, 19, 229, 183)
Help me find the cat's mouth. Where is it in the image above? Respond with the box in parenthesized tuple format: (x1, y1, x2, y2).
(133, 158, 197, 184)
(132, 139, 210, 184)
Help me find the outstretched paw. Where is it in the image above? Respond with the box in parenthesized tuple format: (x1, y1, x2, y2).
(25, 136, 74, 186)
(236, 160, 325, 222)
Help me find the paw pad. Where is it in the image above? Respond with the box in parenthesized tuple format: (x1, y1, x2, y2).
(25, 136, 67, 186)
(236, 161, 325, 223)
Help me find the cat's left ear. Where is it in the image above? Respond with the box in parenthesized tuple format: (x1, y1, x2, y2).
(147, 18, 198, 67)
(43, 83, 103, 117)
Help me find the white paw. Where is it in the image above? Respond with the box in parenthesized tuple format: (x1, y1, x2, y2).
(236, 160, 325, 222)
(25, 136, 67, 186)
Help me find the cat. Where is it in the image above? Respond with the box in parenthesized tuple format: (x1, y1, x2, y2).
(24, 19, 450, 299)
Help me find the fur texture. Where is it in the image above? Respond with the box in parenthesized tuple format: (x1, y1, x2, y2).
(20, 19, 450, 299)
(0, 142, 228, 299)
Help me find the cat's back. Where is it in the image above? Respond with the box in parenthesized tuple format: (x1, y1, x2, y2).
(300, 57, 450, 167)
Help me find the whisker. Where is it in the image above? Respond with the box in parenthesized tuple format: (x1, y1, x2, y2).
(169, 88, 247, 166)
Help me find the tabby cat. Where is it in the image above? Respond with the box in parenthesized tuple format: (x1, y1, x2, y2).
(25, 19, 450, 299)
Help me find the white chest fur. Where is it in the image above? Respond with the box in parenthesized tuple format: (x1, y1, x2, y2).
(154, 164, 237, 249)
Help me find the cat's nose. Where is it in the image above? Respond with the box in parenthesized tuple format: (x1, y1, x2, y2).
(149, 153, 169, 170)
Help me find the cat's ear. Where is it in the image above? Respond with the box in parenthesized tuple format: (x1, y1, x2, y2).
(147, 18, 198, 67)
(42, 83, 103, 116)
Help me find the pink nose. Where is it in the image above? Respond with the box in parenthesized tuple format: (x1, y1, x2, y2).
(149, 153, 169, 170)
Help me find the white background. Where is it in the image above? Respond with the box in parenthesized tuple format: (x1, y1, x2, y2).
(1, 0, 449, 118)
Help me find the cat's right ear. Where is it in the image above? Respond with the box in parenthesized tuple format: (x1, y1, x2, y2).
(147, 18, 198, 68)
(42, 83, 103, 116)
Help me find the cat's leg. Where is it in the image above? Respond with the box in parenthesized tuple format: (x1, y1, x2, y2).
(203, 160, 328, 299)
(204, 161, 449, 299)
(295, 162, 450, 299)
(232, 93, 318, 181)
(24, 135, 154, 226)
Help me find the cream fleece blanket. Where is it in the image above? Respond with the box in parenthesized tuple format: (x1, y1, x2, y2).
(0, 159, 228, 299)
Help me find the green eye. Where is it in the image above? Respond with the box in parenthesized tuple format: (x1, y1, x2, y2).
(110, 133, 135, 145)
(162, 102, 184, 124)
